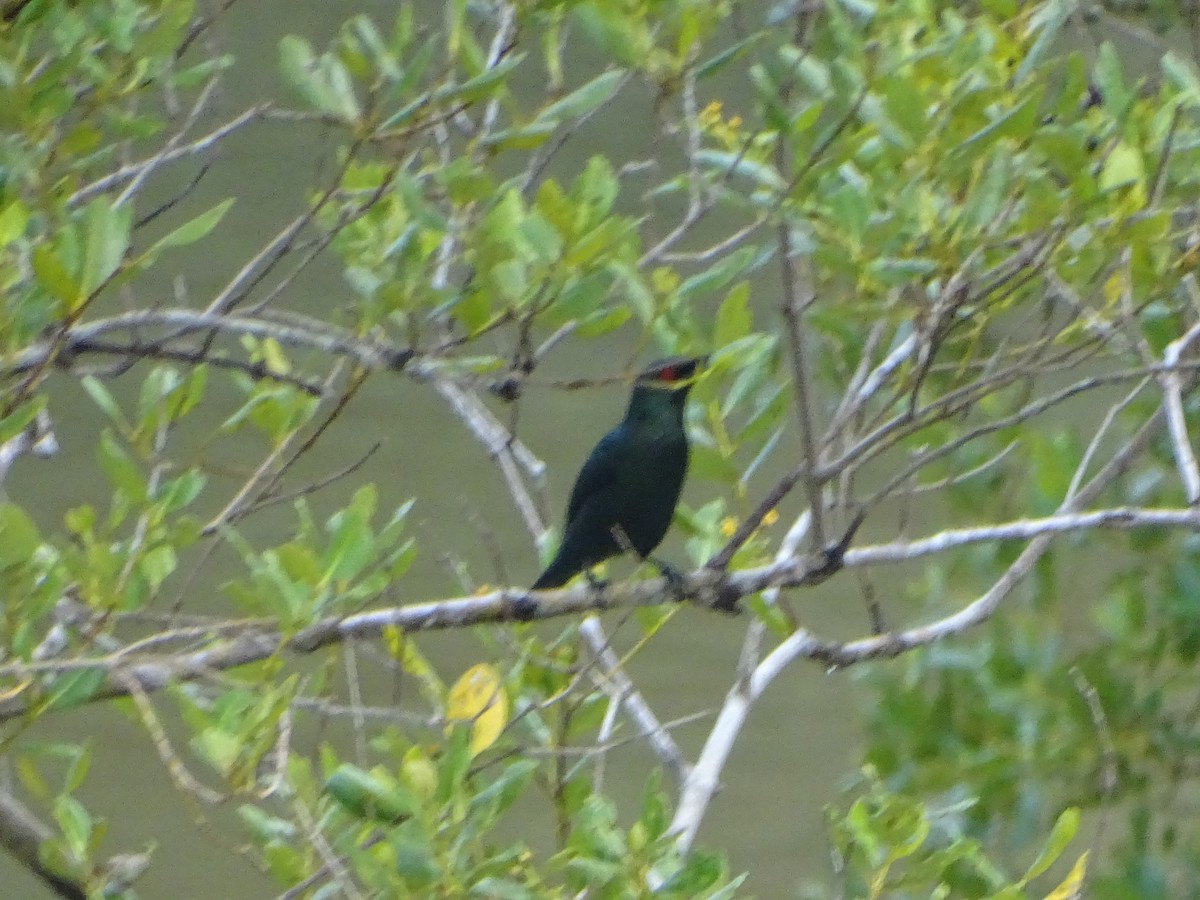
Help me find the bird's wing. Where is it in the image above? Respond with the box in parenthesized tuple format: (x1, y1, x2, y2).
(565, 426, 625, 523)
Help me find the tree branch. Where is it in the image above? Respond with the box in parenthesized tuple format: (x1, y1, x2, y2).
(0, 499, 1195, 723)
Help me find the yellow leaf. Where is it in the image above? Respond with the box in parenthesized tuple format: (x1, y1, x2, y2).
(1043, 851, 1088, 900)
(382, 625, 404, 660)
(1102, 271, 1124, 306)
(446, 663, 507, 757)
(1099, 142, 1146, 205)
(385, 628, 443, 705)
(260, 337, 290, 375)
(401, 746, 438, 801)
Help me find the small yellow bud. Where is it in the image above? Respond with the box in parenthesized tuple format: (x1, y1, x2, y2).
(720, 517, 737, 537)
(699, 100, 723, 127)
(762, 509, 779, 527)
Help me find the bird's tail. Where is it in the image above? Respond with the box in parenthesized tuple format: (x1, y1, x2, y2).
(530, 564, 568, 591)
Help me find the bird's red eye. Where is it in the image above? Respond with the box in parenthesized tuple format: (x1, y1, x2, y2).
(658, 365, 677, 381)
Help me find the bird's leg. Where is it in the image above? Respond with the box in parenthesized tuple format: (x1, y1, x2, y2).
(648, 556, 687, 602)
(606, 523, 686, 600)
(584, 568, 609, 592)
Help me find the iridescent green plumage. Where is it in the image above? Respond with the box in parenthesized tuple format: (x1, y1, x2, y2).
(532, 357, 702, 590)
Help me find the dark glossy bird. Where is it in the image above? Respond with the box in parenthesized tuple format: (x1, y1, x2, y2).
(532, 356, 703, 591)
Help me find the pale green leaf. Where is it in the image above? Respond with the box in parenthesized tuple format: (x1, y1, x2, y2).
(80, 197, 130, 301)
(1023, 807, 1079, 882)
(714, 282, 752, 347)
(145, 198, 235, 258)
(536, 69, 623, 124)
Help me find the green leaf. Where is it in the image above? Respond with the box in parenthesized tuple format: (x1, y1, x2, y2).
(573, 156, 618, 216)
(0, 200, 28, 245)
(98, 432, 146, 501)
(468, 878, 532, 900)
(690, 443, 739, 484)
(440, 52, 525, 103)
(518, 212, 562, 262)
(157, 470, 206, 513)
(61, 746, 91, 795)
(436, 726, 472, 803)
(324, 765, 415, 823)
(696, 33, 760, 80)
(53, 796, 92, 856)
(321, 54, 361, 120)
(576, 306, 630, 336)
(1015, 0, 1070, 83)
(238, 805, 297, 844)
(139, 545, 177, 591)
(280, 35, 319, 100)
(145, 199, 235, 260)
(446, 0, 468, 55)
(536, 69, 623, 124)
(491, 259, 527, 303)
(393, 830, 440, 886)
(279, 36, 360, 120)
(1162, 51, 1200, 99)
(45, 670, 105, 711)
(556, 273, 610, 320)
(747, 594, 792, 637)
(714, 282, 751, 347)
(707, 875, 749, 900)
(611, 263, 656, 323)
(32, 244, 80, 305)
(827, 181, 870, 240)
(694, 150, 786, 191)
(1098, 141, 1145, 193)
(1022, 807, 1079, 882)
(660, 850, 725, 893)
(468, 758, 538, 822)
(785, 45, 834, 97)
(1093, 42, 1131, 117)
(323, 506, 374, 585)
(950, 91, 1041, 162)
(961, 150, 1011, 235)
(138, 366, 182, 422)
(82, 376, 130, 431)
(0, 504, 41, 570)
(883, 74, 926, 141)
(566, 855, 621, 884)
(866, 256, 938, 287)
(639, 772, 667, 841)
(80, 198, 130, 302)
(480, 121, 556, 151)
(678, 246, 756, 300)
(0, 402, 40, 447)
(572, 2, 646, 65)
(449, 289, 491, 334)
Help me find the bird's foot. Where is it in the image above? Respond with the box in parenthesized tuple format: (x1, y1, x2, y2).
(649, 559, 687, 602)
(583, 571, 612, 610)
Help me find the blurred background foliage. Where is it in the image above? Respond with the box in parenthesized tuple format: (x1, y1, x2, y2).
(3, 0, 1200, 897)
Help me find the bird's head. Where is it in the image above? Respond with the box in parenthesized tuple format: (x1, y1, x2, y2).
(628, 356, 705, 418)
(635, 356, 705, 394)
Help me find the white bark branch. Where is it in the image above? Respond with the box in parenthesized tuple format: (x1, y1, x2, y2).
(1159, 318, 1200, 503)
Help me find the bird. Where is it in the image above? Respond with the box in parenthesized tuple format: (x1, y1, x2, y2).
(531, 356, 703, 591)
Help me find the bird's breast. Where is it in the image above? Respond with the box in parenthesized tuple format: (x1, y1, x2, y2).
(610, 430, 687, 555)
